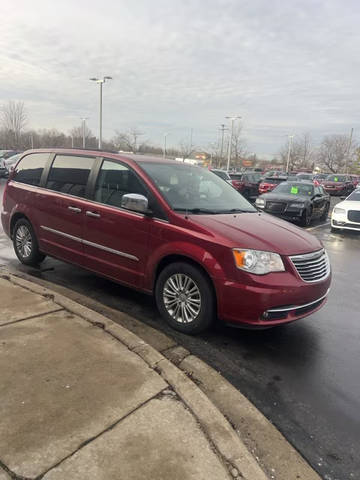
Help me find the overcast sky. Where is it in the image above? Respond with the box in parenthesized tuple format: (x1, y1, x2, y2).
(1, 0, 359, 157)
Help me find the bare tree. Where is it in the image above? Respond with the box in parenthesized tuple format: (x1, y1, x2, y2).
(278, 133, 315, 171)
(316, 134, 356, 173)
(225, 124, 247, 168)
(0, 101, 27, 148)
(69, 124, 97, 148)
(178, 139, 196, 160)
(113, 127, 147, 153)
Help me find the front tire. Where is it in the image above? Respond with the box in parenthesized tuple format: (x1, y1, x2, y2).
(13, 218, 45, 266)
(320, 203, 330, 221)
(155, 262, 216, 334)
(300, 208, 312, 227)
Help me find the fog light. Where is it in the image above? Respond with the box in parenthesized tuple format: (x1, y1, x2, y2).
(262, 311, 269, 319)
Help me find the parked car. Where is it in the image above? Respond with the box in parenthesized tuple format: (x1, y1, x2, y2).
(256, 181, 330, 227)
(0, 151, 22, 178)
(331, 187, 360, 232)
(2, 153, 22, 177)
(314, 173, 329, 184)
(258, 176, 287, 194)
(210, 169, 232, 184)
(229, 172, 261, 199)
(1, 149, 331, 334)
(349, 174, 360, 188)
(322, 174, 354, 196)
(296, 173, 314, 181)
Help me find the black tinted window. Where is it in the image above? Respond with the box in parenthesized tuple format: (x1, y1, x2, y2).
(95, 160, 147, 208)
(14, 153, 49, 186)
(46, 155, 94, 198)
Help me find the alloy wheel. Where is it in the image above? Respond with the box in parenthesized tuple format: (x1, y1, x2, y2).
(15, 225, 32, 258)
(163, 274, 201, 324)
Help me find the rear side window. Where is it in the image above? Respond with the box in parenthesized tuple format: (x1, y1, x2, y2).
(14, 153, 49, 186)
(46, 155, 94, 198)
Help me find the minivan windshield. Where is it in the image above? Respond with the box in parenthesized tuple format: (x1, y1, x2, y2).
(139, 162, 256, 214)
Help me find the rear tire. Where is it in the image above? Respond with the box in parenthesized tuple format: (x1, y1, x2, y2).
(155, 262, 216, 334)
(13, 218, 45, 266)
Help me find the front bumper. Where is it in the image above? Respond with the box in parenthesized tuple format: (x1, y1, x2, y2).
(216, 269, 331, 327)
(331, 212, 360, 231)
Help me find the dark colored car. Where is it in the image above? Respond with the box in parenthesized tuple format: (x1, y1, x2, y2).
(296, 173, 314, 181)
(1, 149, 331, 333)
(210, 169, 232, 183)
(229, 172, 261, 199)
(323, 174, 354, 196)
(256, 181, 330, 227)
(258, 176, 287, 194)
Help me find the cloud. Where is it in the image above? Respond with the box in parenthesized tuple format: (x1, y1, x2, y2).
(0, 0, 359, 155)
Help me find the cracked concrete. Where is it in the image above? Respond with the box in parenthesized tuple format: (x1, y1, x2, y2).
(43, 397, 231, 480)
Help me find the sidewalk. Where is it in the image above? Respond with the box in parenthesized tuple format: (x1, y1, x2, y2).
(0, 273, 268, 480)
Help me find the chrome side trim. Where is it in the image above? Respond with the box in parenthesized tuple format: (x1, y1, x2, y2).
(82, 238, 139, 261)
(41, 226, 82, 243)
(40, 225, 139, 262)
(267, 288, 330, 313)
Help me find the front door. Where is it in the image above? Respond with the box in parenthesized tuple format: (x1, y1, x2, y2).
(82, 159, 150, 288)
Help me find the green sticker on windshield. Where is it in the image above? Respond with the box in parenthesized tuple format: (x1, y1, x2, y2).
(291, 186, 299, 194)
(334, 177, 338, 182)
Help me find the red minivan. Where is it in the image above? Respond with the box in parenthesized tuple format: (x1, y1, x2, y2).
(1, 149, 331, 334)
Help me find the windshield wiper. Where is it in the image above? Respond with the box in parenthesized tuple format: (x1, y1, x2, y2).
(173, 208, 218, 214)
(218, 208, 255, 214)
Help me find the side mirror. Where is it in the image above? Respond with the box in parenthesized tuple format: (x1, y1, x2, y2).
(121, 193, 149, 214)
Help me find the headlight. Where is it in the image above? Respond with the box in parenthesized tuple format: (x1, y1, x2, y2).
(333, 207, 346, 214)
(255, 198, 265, 207)
(232, 249, 285, 275)
(289, 202, 305, 208)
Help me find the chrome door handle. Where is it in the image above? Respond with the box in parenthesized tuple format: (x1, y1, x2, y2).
(68, 206, 82, 213)
(86, 211, 101, 218)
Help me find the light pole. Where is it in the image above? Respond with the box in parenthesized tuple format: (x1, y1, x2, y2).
(225, 115, 241, 172)
(286, 135, 294, 174)
(163, 133, 169, 159)
(219, 124, 228, 168)
(90, 76, 112, 149)
(80, 117, 89, 148)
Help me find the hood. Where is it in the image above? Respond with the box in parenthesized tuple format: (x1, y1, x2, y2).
(260, 193, 310, 203)
(324, 181, 345, 186)
(187, 212, 322, 256)
(337, 200, 360, 210)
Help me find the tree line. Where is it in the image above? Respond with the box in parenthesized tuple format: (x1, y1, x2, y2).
(1, 100, 359, 173)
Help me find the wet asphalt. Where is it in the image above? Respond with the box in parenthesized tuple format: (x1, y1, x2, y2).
(0, 179, 359, 480)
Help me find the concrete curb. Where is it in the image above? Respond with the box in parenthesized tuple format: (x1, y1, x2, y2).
(1, 269, 267, 480)
(1, 267, 322, 480)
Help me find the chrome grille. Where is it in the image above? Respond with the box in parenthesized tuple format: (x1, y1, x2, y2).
(348, 210, 360, 223)
(266, 202, 286, 213)
(290, 249, 330, 283)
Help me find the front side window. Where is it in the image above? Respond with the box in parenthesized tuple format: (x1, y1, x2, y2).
(14, 153, 49, 186)
(46, 155, 94, 198)
(139, 162, 256, 213)
(95, 159, 147, 208)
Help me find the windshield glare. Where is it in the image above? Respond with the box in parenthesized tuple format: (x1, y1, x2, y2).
(140, 162, 256, 213)
(273, 183, 314, 196)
